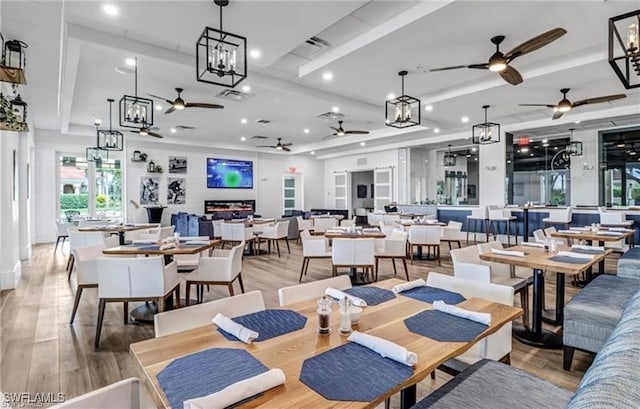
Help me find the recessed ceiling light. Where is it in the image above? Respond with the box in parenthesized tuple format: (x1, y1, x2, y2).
(241, 118, 248, 124)
(249, 49, 261, 59)
(156, 105, 163, 111)
(471, 147, 477, 152)
(507, 160, 512, 163)
(170, 128, 176, 133)
(332, 106, 339, 113)
(474, 157, 478, 161)
(543, 143, 549, 147)
(322, 72, 333, 81)
(241, 85, 251, 93)
(310, 151, 315, 155)
(240, 136, 247, 141)
(125, 58, 136, 66)
(425, 105, 433, 112)
(94, 118, 102, 126)
(574, 120, 581, 124)
(461, 116, 469, 123)
(103, 4, 118, 16)
(554, 146, 558, 150)
(521, 147, 529, 153)
(542, 139, 548, 143)
(303, 128, 310, 134)
(387, 93, 396, 100)
(434, 128, 440, 133)
(360, 142, 366, 146)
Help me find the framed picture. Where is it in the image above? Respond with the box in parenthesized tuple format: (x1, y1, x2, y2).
(356, 184, 367, 199)
(167, 177, 186, 205)
(467, 184, 477, 199)
(140, 176, 160, 205)
(168, 156, 187, 174)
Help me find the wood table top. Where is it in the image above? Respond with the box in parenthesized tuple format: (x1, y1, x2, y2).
(550, 229, 634, 242)
(324, 230, 387, 239)
(130, 278, 522, 409)
(479, 245, 612, 275)
(78, 223, 160, 233)
(102, 239, 220, 256)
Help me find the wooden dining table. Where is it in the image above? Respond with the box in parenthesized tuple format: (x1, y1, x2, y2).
(480, 245, 610, 349)
(324, 229, 387, 239)
(78, 223, 160, 245)
(130, 278, 522, 409)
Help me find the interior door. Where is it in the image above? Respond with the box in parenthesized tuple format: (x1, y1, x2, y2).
(374, 167, 393, 211)
(333, 171, 349, 211)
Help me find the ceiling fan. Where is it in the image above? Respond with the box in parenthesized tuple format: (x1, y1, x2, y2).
(128, 125, 164, 139)
(426, 27, 567, 86)
(519, 88, 627, 120)
(257, 138, 292, 152)
(148, 88, 224, 114)
(322, 120, 369, 140)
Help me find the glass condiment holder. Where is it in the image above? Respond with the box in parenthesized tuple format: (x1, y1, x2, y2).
(338, 297, 353, 336)
(317, 296, 331, 335)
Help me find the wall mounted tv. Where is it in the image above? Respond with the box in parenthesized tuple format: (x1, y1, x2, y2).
(206, 158, 254, 189)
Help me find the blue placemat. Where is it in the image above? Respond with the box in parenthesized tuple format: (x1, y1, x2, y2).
(399, 286, 466, 305)
(549, 255, 589, 264)
(342, 287, 396, 306)
(571, 248, 605, 255)
(137, 245, 161, 251)
(299, 342, 413, 401)
(404, 310, 488, 342)
(218, 309, 307, 342)
(157, 348, 268, 409)
(179, 243, 206, 248)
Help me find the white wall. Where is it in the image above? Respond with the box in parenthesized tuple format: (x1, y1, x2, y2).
(570, 129, 598, 206)
(479, 135, 506, 206)
(33, 130, 324, 243)
(323, 149, 399, 209)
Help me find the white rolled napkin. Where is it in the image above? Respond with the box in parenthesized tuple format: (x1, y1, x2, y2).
(185, 240, 211, 245)
(609, 227, 632, 232)
(558, 230, 580, 234)
(556, 251, 594, 260)
(183, 368, 285, 409)
(132, 239, 157, 244)
(569, 227, 590, 231)
(392, 278, 426, 294)
(162, 236, 177, 244)
(520, 242, 544, 248)
(597, 230, 624, 236)
(571, 244, 605, 253)
(348, 331, 417, 367)
(490, 248, 525, 257)
(325, 287, 367, 307)
(433, 300, 491, 325)
(159, 243, 176, 250)
(212, 313, 259, 344)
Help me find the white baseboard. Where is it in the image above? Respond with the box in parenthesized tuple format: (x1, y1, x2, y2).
(20, 244, 32, 260)
(1, 261, 21, 290)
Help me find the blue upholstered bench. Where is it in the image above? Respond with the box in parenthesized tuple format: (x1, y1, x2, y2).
(412, 290, 640, 408)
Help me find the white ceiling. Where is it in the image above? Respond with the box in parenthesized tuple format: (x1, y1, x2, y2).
(2, 0, 639, 156)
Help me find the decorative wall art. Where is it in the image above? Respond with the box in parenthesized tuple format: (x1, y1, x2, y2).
(140, 176, 160, 205)
(167, 177, 186, 205)
(169, 156, 187, 174)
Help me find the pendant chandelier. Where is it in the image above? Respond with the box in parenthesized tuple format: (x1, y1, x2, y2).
(86, 122, 108, 163)
(97, 99, 124, 151)
(443, 144, 457, 167)
(0, 33, 27, 85)
(608, 10, 640, 89)
(385, 70, 420, 128)
(472, 105, 500, 144)
(566, 128, 583, 156)
(196, 0, 247, 88)
(119, 57, 154, 129)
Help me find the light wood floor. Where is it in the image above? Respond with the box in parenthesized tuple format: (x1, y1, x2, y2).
(1, 240, 600, 408)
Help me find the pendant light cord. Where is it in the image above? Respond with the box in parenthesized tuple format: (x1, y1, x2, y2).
(134, 57, 138, 98)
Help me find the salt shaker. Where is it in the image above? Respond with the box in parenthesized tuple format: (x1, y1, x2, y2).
(317, 296, 331, 335)
(338, 297, 353, 336)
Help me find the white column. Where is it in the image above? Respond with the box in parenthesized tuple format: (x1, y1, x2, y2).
(479, 135, 506, 206)
(570, 129, 598, 206)
(0, 131, 22, 289)
(18, 133, 32, 259)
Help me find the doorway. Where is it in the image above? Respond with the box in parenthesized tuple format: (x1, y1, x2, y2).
(351, 170, 374, 221)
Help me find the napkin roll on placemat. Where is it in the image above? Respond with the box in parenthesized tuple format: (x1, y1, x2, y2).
(392, 279, 426, 294)
(347, 331, 417, 367)
(433, 300, 491, 325)
(212, 313, 259, 344)
(325, 287, 367, 307)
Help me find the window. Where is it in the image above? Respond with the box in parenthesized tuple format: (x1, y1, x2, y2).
(283, 176, 296, 212)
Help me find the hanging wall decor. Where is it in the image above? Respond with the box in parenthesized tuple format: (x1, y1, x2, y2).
(140, 176, 160, 205)
(0, 33, 27, 85)
(0, 92, 28, 132)
(167, 177, 186, 205)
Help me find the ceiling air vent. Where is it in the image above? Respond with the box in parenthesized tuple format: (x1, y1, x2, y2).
(356, 157, 368, 166)
(317, 111, 345, 120)
(255, 119, 271, 124)
(251, 135, 269, 140)
(290, 36, 331, 59)
(216, 89, 253, 102)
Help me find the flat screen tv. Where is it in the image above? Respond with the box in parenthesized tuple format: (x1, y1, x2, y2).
(206, 158, 254, 189)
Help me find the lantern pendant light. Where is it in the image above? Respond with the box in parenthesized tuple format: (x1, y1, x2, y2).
(385, 70, 421, 128)
(0, 33, 27, 84)
(443, 144, 457, 167)
(566, 128, 583, 156)
(472, 105, 500, 144)
(86, 122, 109, 163)
(98, 99, 124, 151)
(119, 57, 154, 129)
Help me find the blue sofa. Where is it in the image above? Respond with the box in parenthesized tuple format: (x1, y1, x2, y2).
(171, 212, 213, 237)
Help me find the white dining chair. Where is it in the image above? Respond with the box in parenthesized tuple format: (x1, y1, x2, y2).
(185, 242, 245, 302)
(543, 226, 567, 246)
(488, 208, 518, 246)
(533, 229, 546, 243)
(278, 275, 352, 307)
(378, 221, 396, 237)
(211, 219, 224, 239)
(313, 217, 338, 233)
(426, 273, 514, 374)
(366, 212, 383, 227)
(67, 229, 108, 279)
(259, 220, 290, 256)
(173, 236, 210, 271)
(374, 230, 409, 281)
(299, 229, 331, 282)
(466, 206, 488, 244)
(221, 223, 254, 253)
(70, 242, 107, 325)
(599, 209, 626, 225)
(542, 206, 572, 230)
(408, 225, 442, 265)
(331, 238, 376, 282)
(296, 216, 314, 241)
(340, 216, 357, 227)
(154, 290, 266, 337)
(95, 256, 180, 347)
(54, 220, 71, 253)
(49, 378, 141, 409)
(382, 214, 400, 225)
(441, 220, 463, 249)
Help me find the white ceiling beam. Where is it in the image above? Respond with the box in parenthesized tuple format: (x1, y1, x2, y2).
(59, 35, 81, 134)
(66, 23, 381, 114)
(297, 0, 456, 78)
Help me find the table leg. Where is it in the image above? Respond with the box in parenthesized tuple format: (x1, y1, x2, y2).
(399, 384, 416, 409)
(523, 209, 529, 243)
(119, 232, 126, 245)
(130, 302, 158, 323)
(513, 268, 562, 349)
(598, 240, 605, 274)
(542, 273, 565, 326)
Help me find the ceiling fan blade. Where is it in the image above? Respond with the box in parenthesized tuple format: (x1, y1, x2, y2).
(344, 130, 370, 135)
(128, 130, 140, 134)
(282, 147, 291, 152)
(147, 132, 164, 139)
(147, 93, 174, 105)
(282, 143, 293, 146)
(468, 63, 489, 70)
(256, 145, 277, 148)
(322, 134, 338, 140)
(505, 27, 567, 61)
(185, 102, 224, 109)
(164, 106, 176, 114)
(572, 94, 627, 107)
(519, 103, 557, 108)
(175, 125, 196, 130)
(552, 111, 564, 120)
(499, 65, 523, 85)
(429, 65, 479, 72)
(329, 126, 340, 132)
